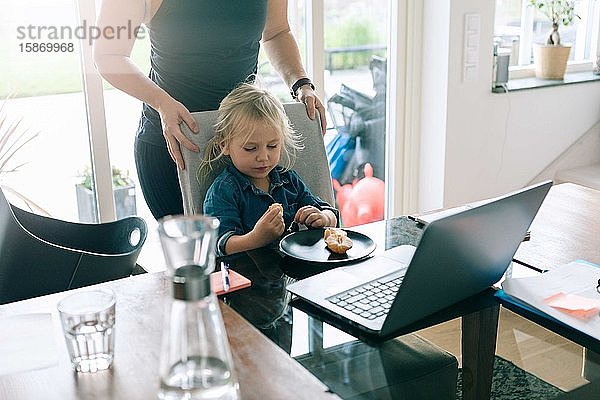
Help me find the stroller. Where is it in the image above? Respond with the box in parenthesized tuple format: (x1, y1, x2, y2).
(326, 55, 386, 186)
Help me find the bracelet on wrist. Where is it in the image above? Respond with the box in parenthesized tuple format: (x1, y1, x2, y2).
(290, 78, 315, 99)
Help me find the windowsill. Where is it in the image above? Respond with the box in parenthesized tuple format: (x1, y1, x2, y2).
(492, 71, 600, 93)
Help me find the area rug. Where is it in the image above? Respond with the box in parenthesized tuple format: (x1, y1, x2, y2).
(456, 356, 564, 399)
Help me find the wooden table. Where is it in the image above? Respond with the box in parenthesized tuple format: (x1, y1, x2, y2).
(0, 273, 340, 400)
(470, 182, 600, 396)
(506, 183, 600, 353)
(514, 182, 600, 269)
(504, 182, 600, 393)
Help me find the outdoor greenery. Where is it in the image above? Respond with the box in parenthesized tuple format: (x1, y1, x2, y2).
(0, 35, 151, 99)
(259, 9, 385, 75)
(324, 15, 385, 70)
(79, 165, 134, 191)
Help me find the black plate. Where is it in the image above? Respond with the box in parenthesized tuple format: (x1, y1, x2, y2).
(279, 228, 376, 264)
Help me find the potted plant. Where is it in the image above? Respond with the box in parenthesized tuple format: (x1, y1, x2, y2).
(530, 0, 580, 79)
(76, 165, 137, 223)
(0, 98, 48, 215)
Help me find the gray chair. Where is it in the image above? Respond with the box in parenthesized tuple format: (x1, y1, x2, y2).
(177, 102, 334, 215)
(0, 187, 147, 304)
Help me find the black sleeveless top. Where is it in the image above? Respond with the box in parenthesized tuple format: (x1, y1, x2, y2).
(140, 0, 268, 145)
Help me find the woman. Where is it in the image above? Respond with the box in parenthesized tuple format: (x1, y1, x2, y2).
(93, 0, 327, 219)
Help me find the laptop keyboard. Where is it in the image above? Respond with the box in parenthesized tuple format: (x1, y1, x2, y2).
(326, 271, 405, 320)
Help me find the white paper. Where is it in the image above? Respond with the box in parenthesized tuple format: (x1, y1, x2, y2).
(0, 313, 59, 376)
(502, 260, 600, 341)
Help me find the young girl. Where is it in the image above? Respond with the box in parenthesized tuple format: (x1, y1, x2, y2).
(201, 83, 337, 256)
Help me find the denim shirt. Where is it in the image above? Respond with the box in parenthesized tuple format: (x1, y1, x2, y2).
(203, 164, 336, 256)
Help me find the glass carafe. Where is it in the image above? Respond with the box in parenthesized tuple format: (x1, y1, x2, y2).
(157, 215, 239, 400)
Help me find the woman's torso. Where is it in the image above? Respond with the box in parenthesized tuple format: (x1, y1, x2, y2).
(140, 0, 268, 142)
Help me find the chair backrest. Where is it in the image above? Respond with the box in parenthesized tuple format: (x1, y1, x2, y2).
(178, 102, 335, 215)
(0, 187, 147, 304)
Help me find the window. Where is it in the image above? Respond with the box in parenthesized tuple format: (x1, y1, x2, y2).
(322, 0, 388, 227)
(0, 0, 94, 221)
(494, 0, 600, 73)
(258, 0, 390, 227)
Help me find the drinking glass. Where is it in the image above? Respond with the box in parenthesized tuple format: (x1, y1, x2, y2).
(57, 289, 116, 373)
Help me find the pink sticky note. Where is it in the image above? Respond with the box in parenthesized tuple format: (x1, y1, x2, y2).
(544, 292, 600, 319)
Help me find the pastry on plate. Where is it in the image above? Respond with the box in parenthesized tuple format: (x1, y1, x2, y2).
(324, 227, 353, 254)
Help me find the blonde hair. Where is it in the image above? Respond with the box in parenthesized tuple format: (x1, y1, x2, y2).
(198, 83, 303, 179)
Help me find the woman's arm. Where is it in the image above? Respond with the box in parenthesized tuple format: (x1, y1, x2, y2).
(92, 0, 198, 169)
(262, 0, 327, 134)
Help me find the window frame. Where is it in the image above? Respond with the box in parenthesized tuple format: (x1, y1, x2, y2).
(496, 0, 600, 79)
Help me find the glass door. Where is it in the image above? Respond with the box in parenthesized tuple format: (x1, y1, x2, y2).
(0, 0, 93, 221)
(262, 0, 391, 228)
(323, 0, 388, 227)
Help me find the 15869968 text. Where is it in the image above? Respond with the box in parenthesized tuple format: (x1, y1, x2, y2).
(18, 42, 74, 53)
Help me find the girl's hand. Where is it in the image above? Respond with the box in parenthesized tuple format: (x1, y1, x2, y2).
(156, 97, 200, 170)
(252, 205, 285, 246)
(294, 205, 331, 228)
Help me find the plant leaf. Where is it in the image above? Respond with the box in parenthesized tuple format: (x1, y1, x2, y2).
(0, 185, 51, 216)
(0, 98, 43, 211)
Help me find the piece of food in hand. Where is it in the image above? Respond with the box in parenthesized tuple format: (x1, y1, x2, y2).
(324, 228, 353, 254)
(269, 203, 283, 215)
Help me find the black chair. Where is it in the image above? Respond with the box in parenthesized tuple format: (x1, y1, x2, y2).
(0, 187, 147, 304)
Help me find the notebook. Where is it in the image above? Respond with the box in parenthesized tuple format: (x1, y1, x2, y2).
(287, 181, 552, 337)
(209, 269, 251, 296)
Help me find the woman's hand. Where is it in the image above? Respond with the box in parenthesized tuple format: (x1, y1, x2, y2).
(261, 0, 327, 135)
(251, 205, 285, 246)
(156, 97, 200, 170)
(294, 205, 333, 228)
(296, 86, 327, 135)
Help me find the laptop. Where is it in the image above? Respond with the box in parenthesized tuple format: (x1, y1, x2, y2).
(287, 181, 552, 337)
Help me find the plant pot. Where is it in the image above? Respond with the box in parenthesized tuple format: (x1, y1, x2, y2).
(533, 44, 571, 80)
(76, 184, 137, 223)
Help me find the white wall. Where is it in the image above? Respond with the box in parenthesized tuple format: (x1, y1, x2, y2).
(418, 0, 600, 211)
(533, 121, 600, 182)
